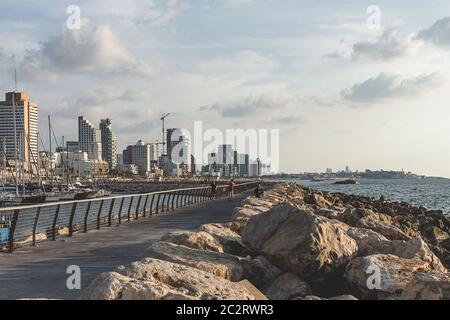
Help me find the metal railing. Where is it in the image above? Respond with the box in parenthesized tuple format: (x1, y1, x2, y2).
(0, 181, 259, 253)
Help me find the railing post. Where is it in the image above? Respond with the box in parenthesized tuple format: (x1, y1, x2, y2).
(189, 190, 194, 205)
(83, 201, 92, 233)
(166, 193, 172, 211)
(155, 194, 161, 214)
(176, 192, 181, 208)
(183, 191, 188, 206)
(8, 209, 20, 253)
(96, 200, 104, 230)
(142, 195, 149, 217)
(171, 192, 176, 210)
(127, 196, 134, 222)
(135, 195, 142, 220)
(118, 198, 125, 225)
(108, 199, 115, 227)
(32, 207, 41, 246)
(161, 193, 167, 212)
(149, 194, 156, 215)
(68, 203, 77, 237)
(52, 204, 61, 241)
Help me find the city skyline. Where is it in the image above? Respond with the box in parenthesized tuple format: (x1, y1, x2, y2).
(0, 1, 450, 177)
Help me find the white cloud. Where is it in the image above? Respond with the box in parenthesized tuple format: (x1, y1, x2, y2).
(136, 0, 189, 26)
(351, 28, 417, 61)
(341, 72, 442, 103)
(196, 50, 277, 82)
(201, 93, 298, 119)
(18, 24, 157, 80)
(416, 17, 450, 48)
(222, 0, 256, 8)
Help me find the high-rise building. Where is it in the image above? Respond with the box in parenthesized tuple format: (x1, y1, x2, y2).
(99, 119, 117, 170)
(122, 141, 154, 175)
(78, 116, 102, 161)
(0, 92, 38, 171)
(218, 144, 233, 177)
(167, 128, 191, 173)
(66, 141, 80, 153)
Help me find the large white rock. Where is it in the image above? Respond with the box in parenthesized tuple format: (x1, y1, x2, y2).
(242, 204, 358, 281)
(345, 254, 433, 299)
(338, 208, 410, 241)
(82, 258, 255, 300)
(199, 223, 252, 257)
(161, 231, 224, 253)
(401, 272, 450, 300)
(264, 272, 311, 300)
(146, 241, 244, 281)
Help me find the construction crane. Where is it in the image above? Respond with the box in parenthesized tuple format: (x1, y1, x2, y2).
(160, 113, 171, 155)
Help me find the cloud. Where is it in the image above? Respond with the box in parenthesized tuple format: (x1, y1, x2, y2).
(416, 17, 450, 47)
(269, 115, 308, 126)
(351, 29, 416, 61)
(196, 50, 277, 82)
(136, 0, 189, 26)
(201, 94, 297, 118)
(222, 0, 256, 8)
(17, 24, 157, 80)
(341, 72, 441, 103)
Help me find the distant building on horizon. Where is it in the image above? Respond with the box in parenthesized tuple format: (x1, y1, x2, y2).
(0, 92, 38, 171)
(78, 116, 102, 161)
(99, 118, 117, 170)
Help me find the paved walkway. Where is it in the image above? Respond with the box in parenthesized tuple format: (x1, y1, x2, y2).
(0, 194, 248, 300)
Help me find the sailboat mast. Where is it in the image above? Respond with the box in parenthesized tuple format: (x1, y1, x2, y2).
(48, 115, 53, 189)
(12, 73, 19, 197)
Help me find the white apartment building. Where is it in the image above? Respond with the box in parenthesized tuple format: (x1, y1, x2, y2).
(0, 92, 38, 171)
(78, 116, 102, 161)
(99, 118, 117, 170)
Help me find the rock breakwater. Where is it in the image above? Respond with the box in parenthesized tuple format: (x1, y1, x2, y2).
(82, 183, 449, 300)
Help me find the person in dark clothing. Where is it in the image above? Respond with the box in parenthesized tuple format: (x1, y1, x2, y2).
(254, 184, 264, 198)
(210, 181, 217, 199)
(228, 179, 236, 200)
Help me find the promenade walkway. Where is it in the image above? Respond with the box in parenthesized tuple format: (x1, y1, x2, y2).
(0, 194, 248, 300)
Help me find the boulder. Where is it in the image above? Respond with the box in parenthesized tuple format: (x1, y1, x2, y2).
(81, 272, 131, 300)
(242, 204, 358, 281)
(146, 241, 244, 281)
(401, 272, 450, 300)
(422, 225, 449, 245)
(199, 223, 252, 257)
(240, 255, 282, 289)
(264, 273, 311, 300)
(240, 197, 274, 209)
(231, 207, 262, 234)
(345, 254, 433, 299)
(305, 193, 332, 209)
(161, 231, 223, 253)
(346, 229, 446, 273)
(338, 208, 410, 241)
(82, 258, 254, 300)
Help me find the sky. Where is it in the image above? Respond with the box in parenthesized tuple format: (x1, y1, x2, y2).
(0, 0, 450, 177)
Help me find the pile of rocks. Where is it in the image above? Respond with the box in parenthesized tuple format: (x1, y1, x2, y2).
(82, 183, 450, 300)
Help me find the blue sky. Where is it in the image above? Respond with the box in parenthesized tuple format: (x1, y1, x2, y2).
(1, 0, 450, 176)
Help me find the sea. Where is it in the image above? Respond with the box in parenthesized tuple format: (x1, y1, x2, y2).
(282, 178, 450, 214)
